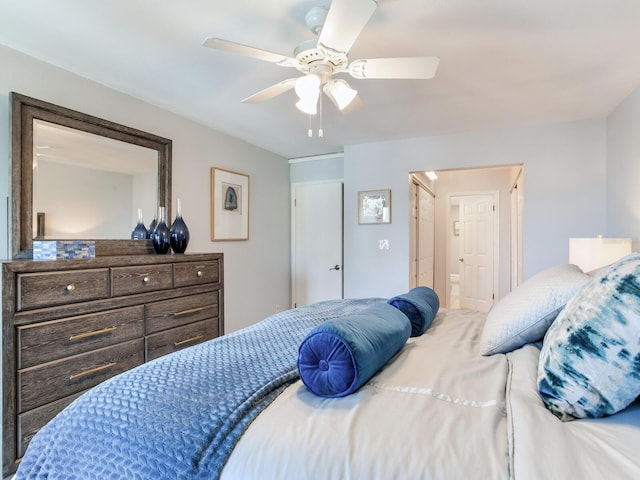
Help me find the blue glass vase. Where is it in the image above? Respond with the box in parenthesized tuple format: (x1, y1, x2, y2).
(131, 208, 148, 240)
(146, 215, 157, 239)
(170, 198, 190, 254)
(152, 207, 171, 254)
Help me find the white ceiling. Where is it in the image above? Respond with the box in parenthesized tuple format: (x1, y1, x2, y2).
(35, 120, 158, 175)
(2, 0, 640, 160)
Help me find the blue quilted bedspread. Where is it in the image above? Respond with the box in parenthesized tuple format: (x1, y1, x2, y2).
(17, 298, 383, 479)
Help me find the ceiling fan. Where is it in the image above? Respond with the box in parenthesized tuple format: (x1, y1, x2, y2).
(203, 0, 439, 117)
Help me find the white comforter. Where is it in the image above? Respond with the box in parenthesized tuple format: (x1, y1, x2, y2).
(507, 345, 640, 479)
(221, 307, 640, 479)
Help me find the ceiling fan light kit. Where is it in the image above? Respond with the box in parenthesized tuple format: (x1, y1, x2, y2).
(323, 79, 358, 110)
(203, 0, 439, 136)
(295, 74, 321, 115)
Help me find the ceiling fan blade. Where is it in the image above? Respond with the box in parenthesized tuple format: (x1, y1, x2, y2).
(242, 78, 298, 104)
(318, 0, 377, 56)
(349, 57, 440, 79)
(203, 37, 296, 66)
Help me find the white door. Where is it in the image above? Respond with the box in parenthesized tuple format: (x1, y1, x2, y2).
(292, 181, 343, 307)
(417, 185, 435, 288)
(459, 194, 495, 312)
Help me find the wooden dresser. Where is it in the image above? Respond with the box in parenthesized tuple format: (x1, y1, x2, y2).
(2, 252, 224, 476)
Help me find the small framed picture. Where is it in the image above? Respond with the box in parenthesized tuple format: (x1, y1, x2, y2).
(211, 167, 249, 241)
(358, 189, 391, 224)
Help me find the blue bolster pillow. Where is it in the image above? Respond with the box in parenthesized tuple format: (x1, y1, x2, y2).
(297, 303, 411, 398)
(387, 286, 440, 336)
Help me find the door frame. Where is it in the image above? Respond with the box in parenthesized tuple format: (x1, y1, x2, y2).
(510, 168, 524, 289)
(409, 177, 435, 289)
(290, 179, 344, 308)
(446, 190, 499, 309)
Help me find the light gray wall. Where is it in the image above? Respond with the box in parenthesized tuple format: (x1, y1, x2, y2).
(0, 44, 291, 333)
(34, 160, 133, 239)
(606, 84, 640, 250)
(343, 119, 608, 299)
(290, 156, 344, 183)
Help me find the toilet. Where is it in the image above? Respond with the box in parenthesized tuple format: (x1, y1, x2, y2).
(450, 273, 460, 309)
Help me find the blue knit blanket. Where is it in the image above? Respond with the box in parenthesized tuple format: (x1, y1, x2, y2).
(17, 298, 382, 479)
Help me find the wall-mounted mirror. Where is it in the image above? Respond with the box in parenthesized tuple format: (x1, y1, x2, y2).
(11, 92, 172, 258)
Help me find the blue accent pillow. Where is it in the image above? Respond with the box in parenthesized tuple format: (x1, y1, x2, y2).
(387, 286, 440, 336)
(297, 303, 411, 397)
(538, 252, 640, 421)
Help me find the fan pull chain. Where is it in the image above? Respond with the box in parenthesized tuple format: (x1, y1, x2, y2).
(306, 94, 323, 138)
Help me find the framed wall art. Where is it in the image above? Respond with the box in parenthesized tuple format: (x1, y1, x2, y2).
(358, 189, 391, 224)
(211, 167, 249, 241)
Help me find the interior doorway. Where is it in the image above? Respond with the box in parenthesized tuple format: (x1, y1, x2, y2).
(409, 165, 523, 311)
(451, 192, 498, 313)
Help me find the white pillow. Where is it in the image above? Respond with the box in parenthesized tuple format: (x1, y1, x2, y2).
(479, 264, 591, 355)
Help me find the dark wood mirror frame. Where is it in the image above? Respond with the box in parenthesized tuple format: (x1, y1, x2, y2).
(10, 92, 172, 258)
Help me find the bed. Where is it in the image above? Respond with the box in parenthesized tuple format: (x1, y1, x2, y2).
(15, 254, 640, 479)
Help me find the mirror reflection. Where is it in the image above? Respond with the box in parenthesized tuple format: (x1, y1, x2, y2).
(32, 120, 158, 240)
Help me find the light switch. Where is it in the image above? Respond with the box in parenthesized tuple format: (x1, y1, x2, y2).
(379, 239, 389, 250)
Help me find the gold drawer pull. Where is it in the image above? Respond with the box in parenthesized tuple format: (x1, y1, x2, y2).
(173, 307, 204, 317)
(174, 335, 204, 347)
(69, 326, 117, 342)
(65, 283, 76, 292)
(69, 362, 117, 381)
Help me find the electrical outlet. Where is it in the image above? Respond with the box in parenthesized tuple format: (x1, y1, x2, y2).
(379, 239, 389, 250)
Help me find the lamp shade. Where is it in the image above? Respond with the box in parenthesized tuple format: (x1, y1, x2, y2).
(323, 79, 357, 110)
(295, 96, 319, 115)
(295, 74, 321, 115)
(569, 237, 632, 273)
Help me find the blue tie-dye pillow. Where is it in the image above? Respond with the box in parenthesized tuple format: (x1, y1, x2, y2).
(537, 252, 640, 421)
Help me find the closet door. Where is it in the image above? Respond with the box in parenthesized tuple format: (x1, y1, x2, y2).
(292, 181, 343, 307)
(416, 184, 435, 288)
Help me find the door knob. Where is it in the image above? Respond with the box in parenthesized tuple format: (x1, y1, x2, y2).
(458, 258, 464, 262)
(329, 265, 341, 271)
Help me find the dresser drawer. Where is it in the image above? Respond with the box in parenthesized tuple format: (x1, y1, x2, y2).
(174, 260, 219, 287)
(146, 318, 218, 361)
(17, 306, 144, 369)
(17, 393, 81, 458)
(146, 292, 218, 334)
(111, 264, 173, 296)
(16, 269, 110, 311)
(18, 339, 144, 413)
